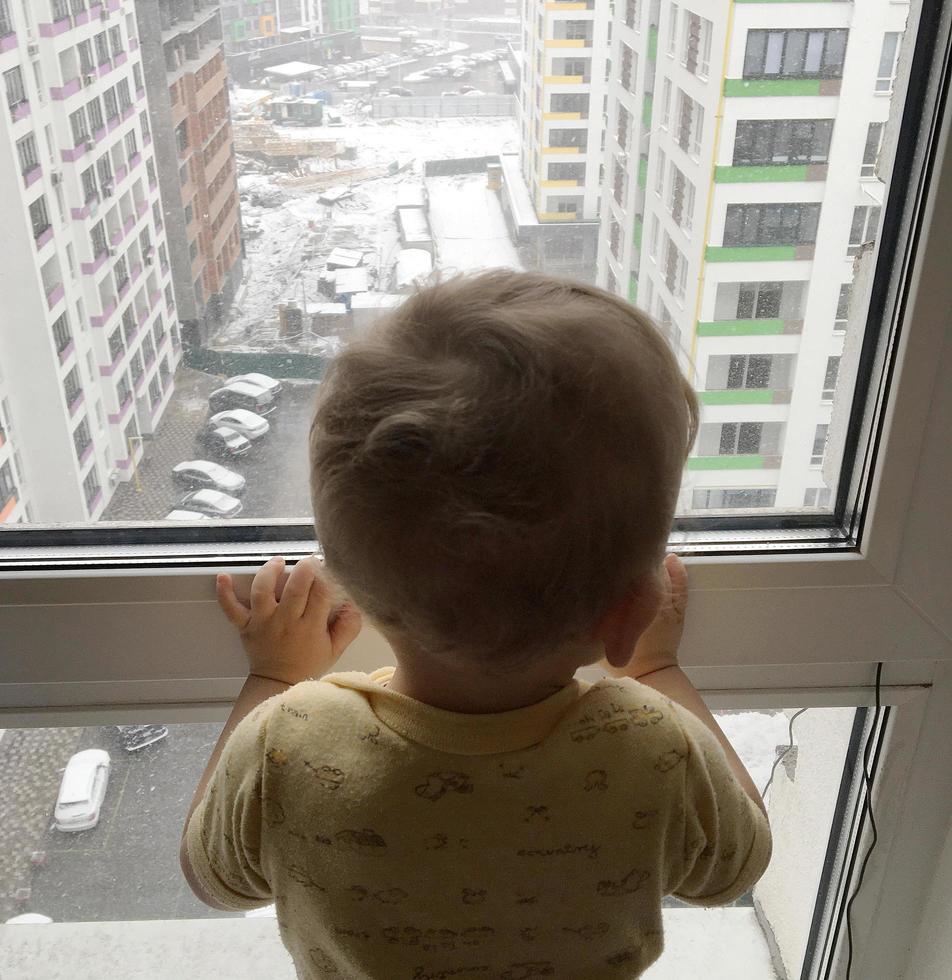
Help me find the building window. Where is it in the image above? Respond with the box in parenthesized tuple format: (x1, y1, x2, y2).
(822, 356, 840, 401)
(834, 283, 852, 331)
(693, 488, 777, 509)
(624, 0, 637, 30)
(620, 43, 636, 93)
(63, 366, 82, 407)
(676, 90, 704, 157)
(723, 203, 821, 247)
(109, 25, 123, 58)
(714, 280, 806, 321)
(655, 149, 666, 196)
(848, 205, 881, 255)
(861, 122, 885, 178)
(117, 372, 132, 407)
(719, 354, 774, 390)
(81, 166, 98, 203)
(876, 33, 901, 93)
(660, 77, 672, 129)
(743, 29, 848, 80)
(681, 12, 713, 78)
(811, 424, 829, 465)
(125, 129, 138, 160)
(547, 162, 585, 180)
(79, 39, 95, 76)
(16, 133, 38, 175)
(4, 66, 26, 109)
(116, 78, 132, 112)
(108, 326, 124, 363)
(648, 214, 659, 259)
(69, 108, 90, 147)
(73, 418, 93, 461)
(666, 164, 696, 231)
(722, 421, 765, 455)
(616, 104, 630, 150)
(87, 97, 104, 133)
(803, 487, 832, 508)
(667, 4, 679, 57)
(549, 129, 587, 150)
(91, 220, 107, 257)
(129, 349, 143, 385)
(733, 119, 834, 167)
(103, 87, 119, 121)
(114, 253, 129, 293)
(148, 375, 161, 408)
(52, 311, 72, 354)
(0, 459, 17, 505)
(0, 0, 12, 38)
(662, 234, 688, 300)
(29, 196, 51, 239)
(94, 31, 110, 66)
(82, 465, 101, 509)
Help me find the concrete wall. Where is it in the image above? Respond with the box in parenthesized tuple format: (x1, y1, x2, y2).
(371, 95, 516, 118)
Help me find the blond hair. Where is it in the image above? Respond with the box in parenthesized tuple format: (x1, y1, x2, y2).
(310, 270, 699, 671)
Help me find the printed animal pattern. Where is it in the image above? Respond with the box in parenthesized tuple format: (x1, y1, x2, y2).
(193, 679, 763, 979)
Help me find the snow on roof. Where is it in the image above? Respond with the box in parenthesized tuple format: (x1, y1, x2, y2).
(333, 267, 371, 294)
(396, 248, 433, 287)
(265, 62, 324, 79)
(305, 302, 348, 315)
(396, 206, 432, 243)
(396, 184, 427, 208)
(499, 153, 538, 227)
(280, 26, 312, 35)
(326, 246, 364, 267)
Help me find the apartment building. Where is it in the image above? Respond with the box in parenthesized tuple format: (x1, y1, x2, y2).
(595, 0, 906, 514)
(218, 0, 357, 53)
(0, 0, 180, 524)
(277, 0, 359, 34)
(219, 0, 280, 52)
(135, 0, 242, 345)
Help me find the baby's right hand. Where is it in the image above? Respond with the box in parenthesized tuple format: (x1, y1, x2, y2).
(625, 553, 689, 679)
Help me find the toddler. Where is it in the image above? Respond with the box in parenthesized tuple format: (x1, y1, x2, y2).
(181, 270, 771, 978)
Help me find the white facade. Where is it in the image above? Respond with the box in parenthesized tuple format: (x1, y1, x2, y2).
(518, 0, 610, 223)
(0, 0, 179, 524)
(594, 0, 909, 514)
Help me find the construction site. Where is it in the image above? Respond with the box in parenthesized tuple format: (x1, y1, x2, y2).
(215, 91, 522, 355)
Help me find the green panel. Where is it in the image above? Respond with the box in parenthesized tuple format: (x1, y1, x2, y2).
(642, 93, 653, 127)
(628, 274, 638, 303)
(706, 245, 798, 262)
(687, 455, 766, 471)
(699, 389, 776, 405)
(696, 319, 785, 336)
(632, 215, 643, 248)
(715, 164, 809, 183)
(232, 19, 247, 41)
(183, 344, 329, 381)
(647, 26, 658, 61)
(724, 78, 823, 97)
(637, 156, 648, 187)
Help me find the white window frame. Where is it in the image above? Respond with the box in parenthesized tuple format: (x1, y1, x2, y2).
(2, 30, 952, 980)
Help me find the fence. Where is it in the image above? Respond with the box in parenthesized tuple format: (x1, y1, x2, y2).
(371, 95, 516, 119)
(423, 155, 501, 177)
(183, 344, 330, 381)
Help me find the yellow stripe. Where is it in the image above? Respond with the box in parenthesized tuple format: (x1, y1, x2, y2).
(541, 179, 580, 187)
(545, 39, 586, 48)
(543, 111, 582, 120)
(543, 75, 585, 85)
(538, 211, 578, 221)
(542, 146, 580, 154)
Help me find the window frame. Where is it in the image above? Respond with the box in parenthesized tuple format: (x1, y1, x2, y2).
(3, 6, 952, 974)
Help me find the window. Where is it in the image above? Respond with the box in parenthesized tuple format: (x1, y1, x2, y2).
(660, 77, 672, 129)
(124, 129, 138, 161)
(82, 464, 100, 508)
(91, 220, 107, 257)
(822, 356, 840, 401)
(548, 162, 585, 180)
(63, 365, 82, 407)
(811, 423, 829, 465)
(620, 43, 636, 93)
(624, 0, 637, 30)
(723, 203, 821, 247)
(549, 129, 587, 150)
(714, 280, 806, 321)
(108, 326, 123, 363)
(834, 283, 852, 331)
(148, 375, 161, 408)
(681, 12, 712, 78)
(733, 119, 834, 167)
(666, 164, 696, 231)
(877, 32, 901, 93)
(702, 420, 784, 456)
(707, 354, 774, 390)
(87, 97, 104, 134)
(16, 133, 38, 174)
(116, 78, 132, 112)
(550, 92, 589, 116)
(693, 488, 778, 509)
(744, 29, 848, 80)
(94, 31, 109, 66)
(116, 372, 131, 407)
(69, 107, 89, 147)
(73, 418, 92, 461)
(803, 486, 832, 508)
(655, 148, 666, 196)
(676, 90, 704, 157)
(667, 4, 679, 57)
(0, 459, 17, 504)
(81, 165, 98, 203)
(662, 234, 688, 300)
(29, 196, 50, 239)
(3, 65, 25, 109)
(109, 25, 123, 59)
(103, 87, 119, 122)
(848, 205, 882, 254)
(51, 311, 71, 354)
(78, 39, 95, 76)
(861, 122, 885, 178)
(648, 213, 659, 259)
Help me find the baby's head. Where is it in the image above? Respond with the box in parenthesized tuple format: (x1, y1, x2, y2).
(309, 270, 698, 675)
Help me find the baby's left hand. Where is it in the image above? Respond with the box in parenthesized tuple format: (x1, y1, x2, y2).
(216, 556, 362, 685)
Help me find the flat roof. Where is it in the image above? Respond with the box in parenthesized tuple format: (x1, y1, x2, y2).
(396, 206, 432, 243)
(350, 292, 403, 309)
(499, 153, 538, 227)
(265, 61, 324, 78)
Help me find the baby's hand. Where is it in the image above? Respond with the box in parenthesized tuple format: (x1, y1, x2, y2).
(628, 553, 688, 678)
(216, 556, 362, 685)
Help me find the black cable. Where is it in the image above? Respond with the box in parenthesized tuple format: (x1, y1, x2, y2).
(760, 707, 809, 800)
(845, 661, 884, 980)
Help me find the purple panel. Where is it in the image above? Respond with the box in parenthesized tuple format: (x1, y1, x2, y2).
(114, 52, 128, 68)
(46, 283, 64, 308)
(69, 392, 85, 416)
(80, 444, 94, 465)
(36, 227, 54, 250)
(88, 490, 103, 512)
(0, 34, 17, 52)
(23, 166, 42, 188)
(12, 102, 30, 122)
(58, 340, 75, 364)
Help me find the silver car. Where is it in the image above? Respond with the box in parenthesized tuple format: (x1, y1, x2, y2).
(208, 409, 270, 440)
(53, 749, 110, 832)
(172, 460, 246, 495)
(181, 488, 243, 518)
(226, 372, 283, 398)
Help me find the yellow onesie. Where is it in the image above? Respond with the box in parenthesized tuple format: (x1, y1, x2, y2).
(185, 666, 772, 978)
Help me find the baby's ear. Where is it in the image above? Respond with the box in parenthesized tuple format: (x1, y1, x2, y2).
(591, 577, 662, 669)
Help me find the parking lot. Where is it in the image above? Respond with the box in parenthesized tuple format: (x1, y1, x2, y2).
(102, 368, 319, 524)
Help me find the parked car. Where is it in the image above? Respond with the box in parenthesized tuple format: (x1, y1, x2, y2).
(389, 86, 413, 97)
(209, 381, 276, 417)
(172, 460, 246, 495)
(5, 914, 54, 924)
(209, 409, 270, 440)
(226, 373, 283, 398)
(181, 488, 243, 518)
(197, 424, 252, 459)
(163, 509, 209, 521)
(53, 749, 110, 832)
(114, 725, 169, 752)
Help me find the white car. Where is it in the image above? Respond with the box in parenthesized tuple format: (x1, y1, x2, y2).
(172, 460, 246, 495)
(209, 409, 270, 440)
(53, 749, 110, 832)
(181, 488, 243, 518)
(225, 373, 284, 398)
(5, 914, 53, 924)
(164, 509, 209, 521)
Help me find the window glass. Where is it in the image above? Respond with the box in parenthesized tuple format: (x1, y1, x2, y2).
(0, 0, 926, 533)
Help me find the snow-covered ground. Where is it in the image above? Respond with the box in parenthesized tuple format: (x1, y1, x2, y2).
(220, 113, 519, 347)
(426, 173, 523, 274)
